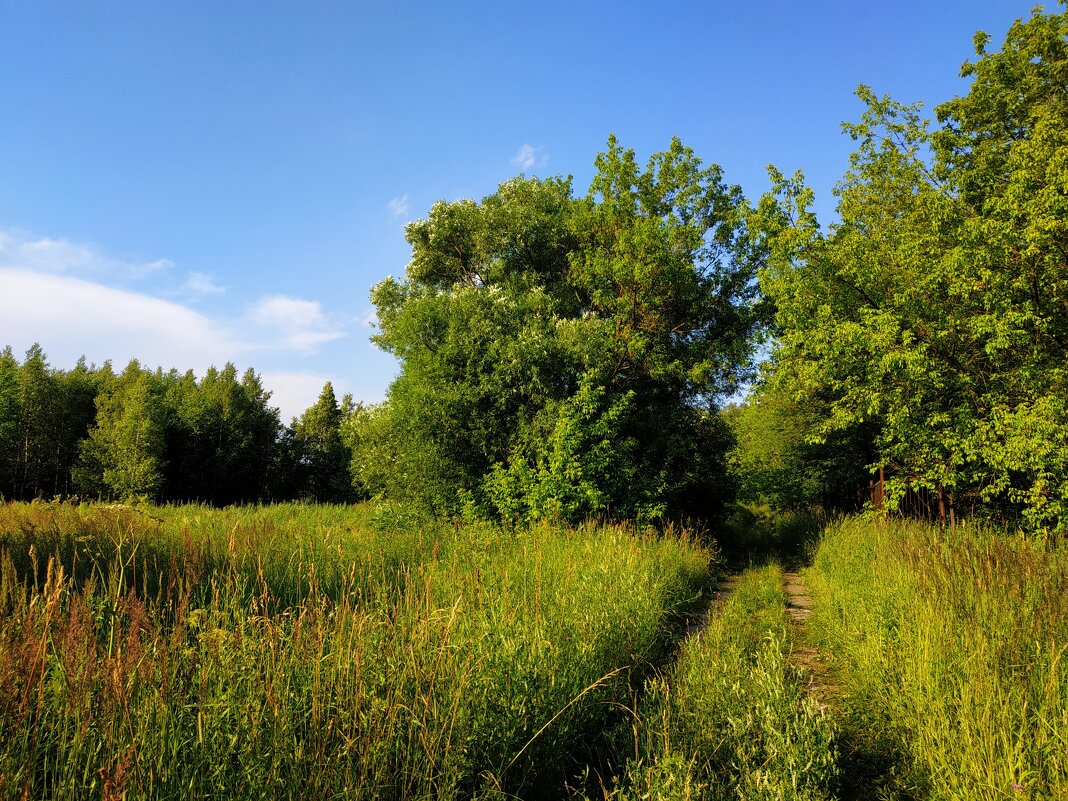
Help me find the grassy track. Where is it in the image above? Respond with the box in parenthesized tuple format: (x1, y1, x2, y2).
(596, 563, 839, 801)
(0, 501, 715, 800)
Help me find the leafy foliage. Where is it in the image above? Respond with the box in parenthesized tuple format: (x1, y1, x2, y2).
(290, 382, 354, 502)
(76, 361, 167, 499)
(483, 371, 638, 524)
(725, 379, 876, 512)
(368, 137, 762, 523)
(754, 6, 1068, 531)
(0, 346, 105, 500)
(0, 345, 352, 504)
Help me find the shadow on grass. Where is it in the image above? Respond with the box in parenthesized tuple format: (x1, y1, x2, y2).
(716, 503, 828, 570)
(833, 722, 928, 801)
(715, 506, 930, 801)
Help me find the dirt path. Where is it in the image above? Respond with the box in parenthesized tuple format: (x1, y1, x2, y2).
(783, 571, 838, 711)
(784, 571, 907, 800)
(684, 568, 839, 712)
(685, 571, 743, 637)
(681, 565, 888, 799)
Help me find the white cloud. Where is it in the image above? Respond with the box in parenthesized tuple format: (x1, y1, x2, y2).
(511, 143, 548, 171)
(257, 371, 338, 425)
(0, 268, 242, 372)
(0, 229, 353, 413)
(182, 271, 225, 295)
(388, 194, 410, 217)
(247, 295, 346, 352)
(0, 229, 173, 280)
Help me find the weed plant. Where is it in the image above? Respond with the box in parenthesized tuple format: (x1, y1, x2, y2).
(807, 517, 1068, 800)
(0, 501, 714, 800)
(599, 564, 838, 800)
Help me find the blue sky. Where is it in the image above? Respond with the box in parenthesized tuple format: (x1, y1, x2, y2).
(0, 0, 1031, 421)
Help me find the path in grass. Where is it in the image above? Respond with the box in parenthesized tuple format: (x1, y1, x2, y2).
(784, 570, 840, 712)
(689, 566, 836, 708)
(684, 570, 743, 637)
(785, 570, 910, 801)
(599, 562, 841, 800)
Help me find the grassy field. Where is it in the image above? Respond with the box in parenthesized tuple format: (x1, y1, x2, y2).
(807, 517, 1068, 800)
(5, 501, 1066, 800)
(0, 501, 715, 800)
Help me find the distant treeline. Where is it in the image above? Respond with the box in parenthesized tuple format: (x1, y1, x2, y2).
(0, 344, 354, 504)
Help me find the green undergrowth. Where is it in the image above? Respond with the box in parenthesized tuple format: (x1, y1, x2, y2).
(597, 563, 838, 801)
(0, 500, 715, 800)
(807, 517, 1068, 800)
(720, 504, 827, 567)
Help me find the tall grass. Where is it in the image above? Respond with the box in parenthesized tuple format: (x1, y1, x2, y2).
(0, 501, 715, 800)
(599, 564, 838, 801)
(807, 517, 1068, 800)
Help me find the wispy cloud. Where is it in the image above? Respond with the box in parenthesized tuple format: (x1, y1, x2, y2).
(247, 295, 346, 352)
(0, 229, 353, 420)
(388, 194, 410, 217)
(182, 271, 225, 295)
(258, 371, 338, 424)
(0, 228, 173, 280)
(0, 268, 241, 371)
(511, 143, 548, 171)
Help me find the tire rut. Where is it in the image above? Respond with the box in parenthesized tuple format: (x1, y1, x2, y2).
(684, 571, 744, 638)
(783, 571, 839, 712)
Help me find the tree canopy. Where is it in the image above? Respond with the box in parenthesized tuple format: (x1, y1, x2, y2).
(754, 6, 1068, 531)
(0, 346, 352, 505)
(4, 6, 1063, 533)
(365, 137, 761, 524)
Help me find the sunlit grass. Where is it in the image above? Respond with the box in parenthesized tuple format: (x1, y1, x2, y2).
(0, 501, 715, 800)
(807, 517, 1068, 800)
(599, 564, 838, 801)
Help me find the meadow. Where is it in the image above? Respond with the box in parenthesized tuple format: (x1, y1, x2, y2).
(806, 517, 1068, 800)
(3, 501, 1067, 800)
(0, 501, 714, 800)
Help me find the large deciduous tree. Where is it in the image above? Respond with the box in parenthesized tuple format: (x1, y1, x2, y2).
(756, 6, 1068, 531)
(76, 361, 167, 500)
(368, 137, 761, 523)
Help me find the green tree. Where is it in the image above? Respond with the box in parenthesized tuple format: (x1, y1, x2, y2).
(77, 361, 167, 499)
(51, 357, 101, 496)
(755, 6, 1068, 530)
(291, 382, 353, 502)
(484, 371, 638, 523)
(339, 401, 395, 501)
(0, 347, 21, 497)
(371, 137, 761, 523)
(232, 367, 282, 502)
(13, 344, 60, 498)
(725, 379, 876, 511)
(169, 364, 280, 504)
